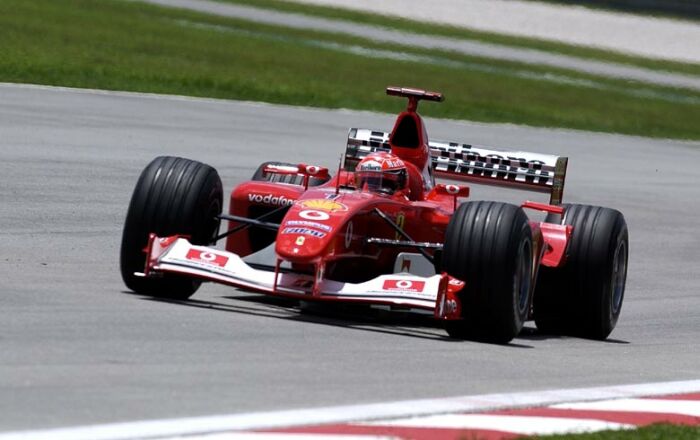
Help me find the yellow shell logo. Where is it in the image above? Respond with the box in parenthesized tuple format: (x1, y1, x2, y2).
(298, 199, 348, 212)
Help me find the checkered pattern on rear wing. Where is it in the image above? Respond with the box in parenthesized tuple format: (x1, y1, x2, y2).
(343, 128, 391, 171)
(344, 128, 568, 205)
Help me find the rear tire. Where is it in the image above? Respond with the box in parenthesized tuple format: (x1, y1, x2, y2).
(534, 204, 628, 339)
(442, 201, 533, 344)
(120, 156, 223, 300)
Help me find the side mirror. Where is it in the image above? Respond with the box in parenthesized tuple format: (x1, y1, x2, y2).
(427, 184, 470, 210)
(434, 183, 470, 198)
(298, 164, 330, 181)
(262, 163, 330, 189)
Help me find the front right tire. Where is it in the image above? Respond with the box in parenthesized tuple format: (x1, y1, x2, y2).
(120, 156, 222, 300)
(441, 201, 533, 344)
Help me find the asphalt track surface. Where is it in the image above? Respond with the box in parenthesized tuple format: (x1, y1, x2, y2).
(142, 0, 700, 91)
(295, 0, 700, 64)
(1, 83, 699, 432)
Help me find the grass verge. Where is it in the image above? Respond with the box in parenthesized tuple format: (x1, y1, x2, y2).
(218, 0, 700, 77)
(1, 0, 699, 139)
(526, 423, 700, 439)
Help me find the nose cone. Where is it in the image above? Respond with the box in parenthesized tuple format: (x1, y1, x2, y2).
(275, 198, 348, 263)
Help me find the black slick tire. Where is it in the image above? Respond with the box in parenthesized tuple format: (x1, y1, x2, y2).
(534, 204, 628, 340)
(120, 156, 223, 300)
(441, 201, 533, 344)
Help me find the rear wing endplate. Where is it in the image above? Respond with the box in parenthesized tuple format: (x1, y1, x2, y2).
(344, 128, 568, 205)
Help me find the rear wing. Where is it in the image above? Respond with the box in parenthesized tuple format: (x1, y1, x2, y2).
(344, 128, 568, 205)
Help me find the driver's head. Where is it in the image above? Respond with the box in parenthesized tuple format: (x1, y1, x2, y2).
(354, 152, 408, 195)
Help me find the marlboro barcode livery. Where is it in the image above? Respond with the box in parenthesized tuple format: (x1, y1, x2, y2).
(120, 87, 629, 343)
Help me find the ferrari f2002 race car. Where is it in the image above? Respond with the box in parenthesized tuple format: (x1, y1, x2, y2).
(120, 87, 628, 343)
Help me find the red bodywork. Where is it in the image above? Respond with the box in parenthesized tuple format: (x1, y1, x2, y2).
(142, 87, 571, 320)
(200, 87, 567, 318)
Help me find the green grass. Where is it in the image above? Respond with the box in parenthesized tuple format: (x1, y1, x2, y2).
(525, 423, 700, 439)
(218, 0, 700, 77)
(1, 0, 699, 139)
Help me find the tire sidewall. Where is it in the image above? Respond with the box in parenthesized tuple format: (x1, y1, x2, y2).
(442, 201, 534, 343)
(120, 156, 222, 299)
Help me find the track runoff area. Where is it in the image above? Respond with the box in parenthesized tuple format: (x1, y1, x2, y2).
(1, 380, 698, 440)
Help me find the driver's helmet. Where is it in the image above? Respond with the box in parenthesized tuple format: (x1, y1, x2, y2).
(354, 152, 408, 195)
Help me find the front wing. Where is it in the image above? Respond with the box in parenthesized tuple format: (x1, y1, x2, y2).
(139, 235, 461, 318)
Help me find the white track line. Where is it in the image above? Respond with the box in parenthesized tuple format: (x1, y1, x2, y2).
(552, 398, 700, 417)
(361, 414, 633, 435)
(1, 380, 699, 440)
(163, 435, 395, 440)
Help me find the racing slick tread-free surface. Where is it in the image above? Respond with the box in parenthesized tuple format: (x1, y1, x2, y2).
(442, 201, 533, 344)
(120, 156, 223, 299)
(534, 204, 629, 340)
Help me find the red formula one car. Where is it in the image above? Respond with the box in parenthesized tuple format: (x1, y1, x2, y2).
(120, 87, 629, 343)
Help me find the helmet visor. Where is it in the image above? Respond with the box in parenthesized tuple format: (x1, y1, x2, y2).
(356, 169, 406, 194)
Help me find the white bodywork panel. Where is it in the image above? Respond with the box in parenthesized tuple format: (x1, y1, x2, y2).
(151, 238, 441, 310)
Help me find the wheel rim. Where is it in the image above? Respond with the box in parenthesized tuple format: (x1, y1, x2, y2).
(514, 239, 532, 314)
(611, 239, 627, 314)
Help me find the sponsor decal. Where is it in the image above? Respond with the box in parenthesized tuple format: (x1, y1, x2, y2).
(382, 279, 426, 293)
(445, 184, 460, 195)
(297, 199, 347, 212)
(299, 210, 330, 221)
(360, 155, 405, 171)
(285, 220, 332, 232)
(324, 193, 340, 201)
(344, 221, 353, 249)
(185, 249, 229, 267)
(385, 159, 403, 168)
(282, 227, 326, 238)
(306, 165, 320, 175)
(435, 153, 552, 185)
(295, 236, 306, 246)
(359, 160, 382, 172)
(247, 193, 294, 207)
